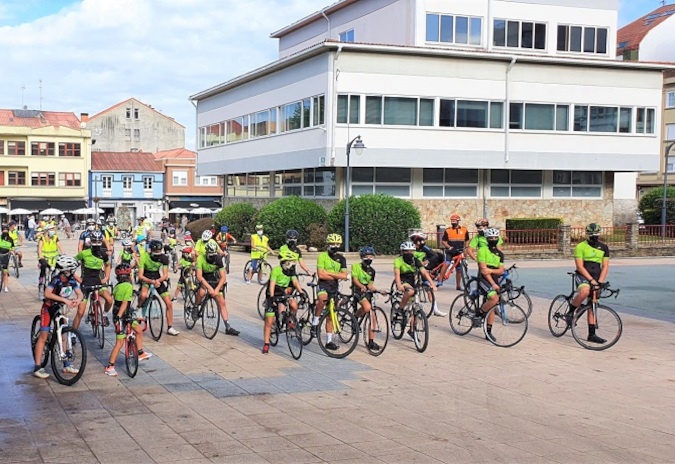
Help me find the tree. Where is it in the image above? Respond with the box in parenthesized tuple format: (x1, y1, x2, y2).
(638, 186, 675, 225)
(256, 196, 328, 248)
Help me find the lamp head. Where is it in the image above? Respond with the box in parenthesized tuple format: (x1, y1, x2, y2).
(353, 136, 366, 156)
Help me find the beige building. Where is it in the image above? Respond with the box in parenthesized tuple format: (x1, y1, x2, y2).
(0, 109, 91, 211)
(88, 98, 185, 153)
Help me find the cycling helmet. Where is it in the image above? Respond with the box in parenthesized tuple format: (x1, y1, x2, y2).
(279, 249, 299, 262)
(409, 232, 427, 242)
(484, 227, 500, 238)
(286, 229, 299, 241)
(107, 217, 115, 223)
(585, 223, 602, 235)
(220, 225, 228, 233)
(359, 246, 376, 258)
(90, 230, 104, 243)
(201, 230, 213, 241)
(96, 218, 105, 226)
(137, 216, 145, 221)
(8, 221, 16, 227)
(326, 233, 343, 244)
(255, 224, 263, 230)
(115, 263, 132, 276)
(169, 227, 176, 234)
(185, 231, 192, 237)
(56, 255, 79, 272)
(205, 241, 218, 254)
(450, 214, 461, 221)
(149, 240, 163, 252)
(475, 218, 489, 227)
(400, 241, 416, 251)
(121, 239, 133, 248)
(182, 247, 193, 254)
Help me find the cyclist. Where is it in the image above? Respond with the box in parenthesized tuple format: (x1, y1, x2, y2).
(172, 246, 194, 302)
(183, 231, 195, 249)
(8, 221, 23, 267)
(195, 241, 240, 336)
(33, 255, 83, 379)
(163, 227, 179, 266)
(38, 225, 64, 287)
(117, 239, 135, 266)
(262, 249, 303, 354)
(394, 241, 437, 339)
(279, 229, 311, 275)
(215, 225, 236, 251)
(77, 218, 97, 252)
(441, 214, 470, 290)
(246, 224, 274, 284)
(409, 232, 446, 317)
(476, 228, 504, 341)
(134, 216, 151, 241)
(105, 263, 152, 377)
(351, 246, 383, 351)
(161, 217, 170, 237)
(138, 239, 178, 336)
(103, 218, 118, 260)
(0, 224, 15, 293)
(466, 218, 502, 262)
(194, 229, 220, 259)
(568, 223, 610, 344)
(311, 234, 348, 350)
(73, 230, 113, 331)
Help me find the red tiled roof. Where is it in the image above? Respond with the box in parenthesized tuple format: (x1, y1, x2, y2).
(0, 109, 82, 130)
(91, 151, 163, 172)
(153, 148, 196, 160)
(617, 5, 675, 53)
(89, 98, 185, 128)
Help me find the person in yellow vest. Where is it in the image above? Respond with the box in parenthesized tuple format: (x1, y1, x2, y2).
(245, 224, 275, 284)
(0, 224, 16, 292)
(38, 225, 64, 284)
(8, 221, 23, 267)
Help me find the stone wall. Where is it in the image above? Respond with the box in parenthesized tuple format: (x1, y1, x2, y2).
(613, 199, 639, 226)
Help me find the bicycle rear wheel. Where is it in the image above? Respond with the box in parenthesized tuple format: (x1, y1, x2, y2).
(31, 315, 50, 367)
(51, 327, 86, 386)
(285, 314, 303, 360)
(486, 303, 528, 348)
(243, 261, 253, 282)
(297, 305, 314, 345)
(316, 308, 359, 359)
(125, 336, 139, 378)
(257, 262, 272, 285)
(449, 293, 474, 336)
(11, 254, 19, 278)
(548, 295, 571, 337)
(201, 297, 220, 340)
(95, 301, 105, 349)
(412, 309, 429, 353)
(183, 288, 197, 330)
(571, 304, 622, 351)
(363, 306, 389, 356)
(390, 305, 405, 340)
(147, 296, 164, 341)
(257, 285, 268, 320)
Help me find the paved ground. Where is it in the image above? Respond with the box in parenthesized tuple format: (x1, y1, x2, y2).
(1, 238, 674, 463)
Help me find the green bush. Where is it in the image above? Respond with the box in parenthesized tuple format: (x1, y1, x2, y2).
(327, 194, 421, 254)
(185, 218, 214, 239)
(256, 196, 328, 249)
(505, 218, 563, 230)
(639, 186, 675, 225)
(214, 203, 258, 239)
(306, 222, 328, 250)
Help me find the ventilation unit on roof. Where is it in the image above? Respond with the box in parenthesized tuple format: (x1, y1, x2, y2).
(12, 109, 41, 118)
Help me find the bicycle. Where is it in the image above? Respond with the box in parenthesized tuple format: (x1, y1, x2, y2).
(132, 284, 164, 341)
(548, 273, 622, 351)
(243, 249, 272, 285)
(497, 264, 533, 318)
(84, 284, 108, 349)
(30, 304, 87, 386)
(428, 252, 471, 290)
(388, 283, 430, 353)
(343, 290, 390, 356)
(389, 278, 437, 319)
(449, 279, 528, 348)
(267, 294, 303, 360)
(184, 282, 226, 339)
(218, 240, 234, 274)
(37, 264, 56, 300)
(120, 315, 141, 377)
(9, 249, 20, 278)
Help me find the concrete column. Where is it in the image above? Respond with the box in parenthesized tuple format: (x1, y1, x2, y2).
(558, 225, 571, 255)
(626, 222, 639, 250)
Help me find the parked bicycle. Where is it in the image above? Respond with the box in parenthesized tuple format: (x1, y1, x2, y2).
(428, 252, 472, 290)
(243, 249, 272, 285)
(84, 284, 108, 349)
(266, 294, 303, 360)
(342, 290, 390, 356)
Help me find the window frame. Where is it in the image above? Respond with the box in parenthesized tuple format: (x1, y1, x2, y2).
(101, 175, 112, 190)
(7, 141, 25, 156)
(667, 91, 675, 109)
(122, 175, 133, 191)
(425, 12, 482, 46)
(58, 142, 81, 157)
(493, 18, 547, 51)
(557, 24, 609, 55)
(552, 170, 603, 198)
(59, 172, 82, 187)
(489, 169, 543, 198)
(7, 171, 26, 186)
(172, 170, 188, 186)
(439, 98, 504, 130)
(339, 29, 354, 43)
(30, 142, 55, 156)
(351, 167, 412, 198)
(31, 172, 56, 187)
(143, 176, 154, 191)
(422, 168, 479, 198)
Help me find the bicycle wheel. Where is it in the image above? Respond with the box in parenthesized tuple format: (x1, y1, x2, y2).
(51, 327, 86, 386)
(449, 293, 474, 336)
(419, 285, 436, 319)
(257, 285, 268, 320)
(224, 253, 230, 274)
(504, 281, 533, 318)
(316, 308, 359, 359)
(37, 279, 45, 300)
(571, 304, 622, 351)
(183, 288, 196, 330)
(243, 260, 253, 282)
(31, 315, 50, 367)
(486, 303, 528, 348)
(147, 296, 164, 341)
(412, 309, 430, 353)
(297, 305, 314, 345)
(463, 277, 480, 308)
(364, 306, 389, 356)
(125, 336, 139, 378)
(201, 297, 220, 340)
(257, 262, 272, 285)
(285, 314, 303, 360)
(11, 254, 19, 278)
(548, 295, 571, 337)
(270, 318, 279, 347)
(95, 301, 105, 349)
(87, 299, 98, 338)
(390, 305, 405, 340)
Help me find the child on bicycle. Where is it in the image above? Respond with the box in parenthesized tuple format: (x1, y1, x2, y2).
(351, 246, 382, 351)
(33, 256, 83, 379)
(104, 263, 152, 377)
(0, 224, 15, 293)
(409, 232, 446, 317)
(279, 229, 311, 275)
(195, 241, 240, 336)
(138, 240, 178, 336)
(476, 228, 505, 341)
(117, 239, 135, 266)
(262, 250, 303, 354)
(8, 221, 23, 267)
(172, 246, 194, 301)
(73, 230, 113, 332)
(215, 225, 236, 251)
(394, 241, 437, 339)
(246, 224, 275, 284)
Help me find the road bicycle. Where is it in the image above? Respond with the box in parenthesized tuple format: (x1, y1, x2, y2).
(462, 264, 532, 318)
(428, 252, 472, 290)
(183, 282, 226, 339)
(548, 273, 622, 351)
(9, 249, 20, 278)
(37, 264, 56, 300)
(388, 284, 430, 353)
(131, 284, 164, 341)
(257, 274, 312, 320)
(243, 249, 272, 285)
(266, 294, 303, 360)
(120, 315, 141, 377)
(342, 290, 390, 356)
(30, 304, 87, 386)
(449, 277, 528, 348)
(218, 240, 234, 274)
(168, 246, 179, 274)
(84, 284, 108, 349)
(389, 278, 436, 319)
(180, 267, 197, 304)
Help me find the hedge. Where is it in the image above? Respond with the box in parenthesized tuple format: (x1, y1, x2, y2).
(214, 203, 258, 239)
(185, 218, 215, 239)
(639, 186, 675, 225)
(255, 196, 328, 249)
(505, 218, 563, 230)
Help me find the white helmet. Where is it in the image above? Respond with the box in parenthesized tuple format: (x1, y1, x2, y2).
(400, 241, 416, 251)
(56, 255, 79, 272)
(201, 230, 213, 241)
(484, 227, 500, 238)
(121, 239, 133, 247)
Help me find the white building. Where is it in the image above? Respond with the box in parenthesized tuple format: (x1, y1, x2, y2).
(191, 0, 667, 231)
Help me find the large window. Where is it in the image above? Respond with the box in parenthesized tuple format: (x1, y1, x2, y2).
(122, 176, 133, 191)
(7, 141, 25, 156)
(0, 141, 3, 155)
(553, 171, 602, 197)
(351, 167, 411, 197)
(133, 129, 140, 141)
(494, 19, 546, 50)
(557, 25, 608, 54)
(31, 172, 55, 186)
(8, 171, 25, 186)
(102, 175, 112, 190)
(509, 103, 569, 131)
(59, 172, 81, 187)
(636, 108, 656, 134)
(227, 117, 244, 142)
(666, 123, 675, 141)
(426, 13, 482, 45)
(339, 29, 354, 43)
(197, 176, 218, 186)
(574, 105, 645, 133)
(365, 96, 434, 126)
(281, 101, 302, 132)
(491, 170, 542, 197)
(252, 110, 271, 138)
(337, 95, 360, 124)
(173, 170, 188, 186)
(31, 142, 55, 156)
(440, 99, 503, 129)
(422, 169, 479, 197)
(143, 176, 153, 191)
(228, 169, 335, 198)
(58, 142, 81, 157)
(205, 123, 221, 146)
(313, 95, 325, 126)
(667, 91, 675, 109)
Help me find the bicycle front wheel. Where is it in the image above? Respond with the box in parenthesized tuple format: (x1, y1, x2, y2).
(147, 296, 164, 341)
(11, 254, 19, 278)
(297, 305, 314, 345)
(390, 305, 405, 340)
(257, 262, 272, 285)
(51, 327, 86, 386)
(88, 299, 98, 338)
(316, 308, 359, 359)
(449, 293, 474, 336)
(201, 297, 220, 340)
(125, 336, 139, 378)
(412, 309, 429, 352)
(285, 314, 303, 360)
(571, 304, 622, 351)
(95, 301, 105, 349)
(183, 288, 197, 330)
(363, 306, 389, 356)
(418, 285, 436, 319)
(486, 303, 528, 348)
(224, 253, 230, 274)
(31, 315, 50, 368)
(257, 285, 268, 320)
(243, 260, 253, 282)
(548, 295, 571, 337)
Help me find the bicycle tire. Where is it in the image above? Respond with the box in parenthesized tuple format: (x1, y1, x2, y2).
(201, 297, 220, 340)
(51, 327, 86, 386)
(504, 281, 533, 318)
(95, 301, 105, 349)
(412, 309, 430, 353)
(224, 253, 230, 275)
(285, 314, 303, 360)
(11, 254, 19, 278)
(548, 294, 571, 337)
(147, 296, 164, 341)
(297, 305, 314, 345)
(243, 260, 253, 283)
(316, 307, 359, 359)
(449, 293, 474, 336)
(270, 318, 279, 347)
(31, 315, 50, 368)
(364, 306, 389, 356)
(390, 304, 405, 340)
(418, 285, 436, 319)
(485, 303, 528, 348)
(125, 336, 139, 378)
(87, 298, 98, 338)
(257, 285, 268, 320)
(571, 304, 622, 351)
(258, 262, 272, 285)
(183, 288, 197, 330)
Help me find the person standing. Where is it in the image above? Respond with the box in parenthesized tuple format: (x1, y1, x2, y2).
(441, 214, 470, 290)
(27, 215, 37, 241)
(181, 215, 188, 234)
(60, 216, 72, 239)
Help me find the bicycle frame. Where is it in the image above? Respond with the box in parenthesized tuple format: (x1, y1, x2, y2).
(52, 312, 73, 362)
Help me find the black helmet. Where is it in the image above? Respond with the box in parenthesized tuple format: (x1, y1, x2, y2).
(149, 240, 163, 251)
(286, 229, 299, 241)
(90, 230, 103, 243)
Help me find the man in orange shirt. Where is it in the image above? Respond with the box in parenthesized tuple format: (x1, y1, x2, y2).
(441, 214, 469, 290)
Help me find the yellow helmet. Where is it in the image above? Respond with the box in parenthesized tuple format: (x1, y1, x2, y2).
(326, 233, 343, 245)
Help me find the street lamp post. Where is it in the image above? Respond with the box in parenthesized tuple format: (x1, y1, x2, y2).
(344, 135, 366, 253)
(661, 141, 675, 240)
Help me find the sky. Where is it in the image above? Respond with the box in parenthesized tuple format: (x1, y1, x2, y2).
(0, 0, 670, 150)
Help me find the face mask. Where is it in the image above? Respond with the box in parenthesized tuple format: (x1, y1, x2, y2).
(328, 246, 339, 255)
(124, 247, 132, 253)
(478, 229, 485, 237)
(87, 225, 95, 231)
(588, 235, 599, 245)
(402, 253, 414, 265)
(91, 245, 101, 254)
(150, 253, 163, 262)
(48, 230, 56, 237)
(282, 264, 296, 276)
(487, 239, 499, 248)
(362, 259, 373, 267)
(206, 253, 218, 264)
(451, 222, 459, 228)
(287, 239, 297, 246)
(256, 230, 263, 236)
